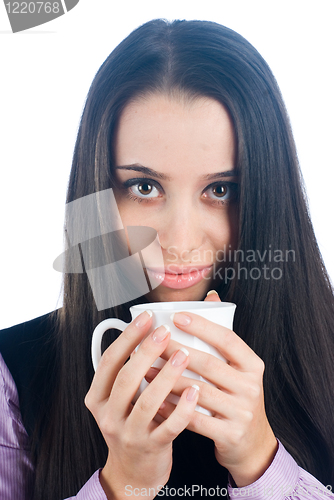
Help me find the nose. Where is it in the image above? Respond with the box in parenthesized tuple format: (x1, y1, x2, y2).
(157, 200, 205, 263)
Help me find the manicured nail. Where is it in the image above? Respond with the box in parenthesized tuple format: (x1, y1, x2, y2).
(187, 384, 200, 402)
(135, 310, 153, 328)
(152, 325, 170, 343)
(171, 347, 189, 367)
(207, 290, 218, 296)
(170, 312, 192, 326)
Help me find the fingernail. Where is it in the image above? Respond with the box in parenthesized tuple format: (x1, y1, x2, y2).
(152, 325, 170, 343)
(135, 310, 153, 328)
(170, 312, 192, 326)
(207, 290, 218, 296)
(187, 384, 200, 402)
(171, 347, 189, 367)
(159, 401, 166, 410)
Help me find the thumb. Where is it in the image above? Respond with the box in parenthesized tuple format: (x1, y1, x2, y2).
(204, 290, 221, 302)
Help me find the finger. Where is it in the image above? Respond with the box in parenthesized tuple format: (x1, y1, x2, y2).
(108, 325, 172, 419)
(152, 385, 200, 445)
(86, 310, 153, 403)
(183, 406, 257, 449)
(156, 398, 176, 420)
(154, 388, 235, 446)
(171, 311, 261, 372)
(204, 290, 221, 302)
(159, 338, 243, 391)
(145, 366, 160, 382)
(146, 364, 239, 418)
(146, 342, 244, 396)
(128, 347, 190, 425)
(146, 364, 241, 421)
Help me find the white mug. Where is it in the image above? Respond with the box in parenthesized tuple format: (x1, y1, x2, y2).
(91, 301, 236, 416)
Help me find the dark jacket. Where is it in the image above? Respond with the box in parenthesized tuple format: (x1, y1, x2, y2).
(0, 312, 229, 496)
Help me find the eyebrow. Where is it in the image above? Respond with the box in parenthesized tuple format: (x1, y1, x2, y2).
(115, 164, 239, 181)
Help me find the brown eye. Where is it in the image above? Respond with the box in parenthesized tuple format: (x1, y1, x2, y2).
(138, 182, 153, 195)
(125, 179, 161, 200)
(212, 185, 227, 197)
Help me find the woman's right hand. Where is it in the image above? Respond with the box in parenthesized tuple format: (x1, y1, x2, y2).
(84, 310, 199, 500)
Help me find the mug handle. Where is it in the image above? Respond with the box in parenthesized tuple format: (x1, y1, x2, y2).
(91, 318, 129, 371)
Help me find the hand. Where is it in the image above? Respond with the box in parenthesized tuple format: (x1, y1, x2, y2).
(84, 310, 199, 500)
(147, 292, 278, 487)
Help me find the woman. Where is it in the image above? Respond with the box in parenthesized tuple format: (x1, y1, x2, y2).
(1, 18, 334, 500)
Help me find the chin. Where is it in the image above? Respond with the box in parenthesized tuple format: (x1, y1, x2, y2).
(145, 282, 212, 303)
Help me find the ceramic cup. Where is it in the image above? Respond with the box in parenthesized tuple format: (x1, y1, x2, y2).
(91, 301, 236, 415)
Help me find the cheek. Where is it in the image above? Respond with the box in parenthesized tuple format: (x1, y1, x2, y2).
(225, 204, 239, 246)
(208, 205, 239, 249)
(113, 195, 144, 227)
(119, 206, 160, 232)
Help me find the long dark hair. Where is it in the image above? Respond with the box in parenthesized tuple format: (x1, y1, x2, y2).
(30, 19, 334, 498)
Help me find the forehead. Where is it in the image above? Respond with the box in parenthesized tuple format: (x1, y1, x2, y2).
(114, 93, 235, 174)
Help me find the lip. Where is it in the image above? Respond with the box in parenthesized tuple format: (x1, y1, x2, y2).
(146, 265, 213, 289)
(148, 264, 213, 275)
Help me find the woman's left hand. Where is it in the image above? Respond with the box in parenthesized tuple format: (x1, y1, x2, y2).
(145, 293, 278, 487)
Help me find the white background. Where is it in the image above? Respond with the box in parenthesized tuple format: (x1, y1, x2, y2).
(0, 0, 333, 329)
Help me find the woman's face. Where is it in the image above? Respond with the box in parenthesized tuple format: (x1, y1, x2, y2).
(113, 93, 239, 302)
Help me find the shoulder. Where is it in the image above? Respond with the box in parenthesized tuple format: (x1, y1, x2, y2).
(0, 311, 59, 385)
(0, 311, 58, 346)
(0, 311, 60, 436)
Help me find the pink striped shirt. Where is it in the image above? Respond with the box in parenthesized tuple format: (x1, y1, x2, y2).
(0, 352, 333, 499)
